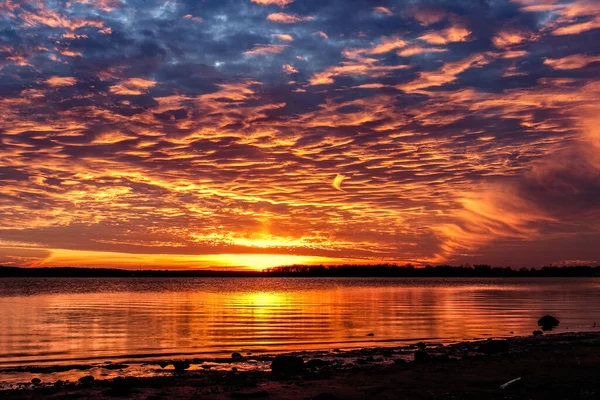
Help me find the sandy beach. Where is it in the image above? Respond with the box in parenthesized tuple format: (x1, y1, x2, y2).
(2, 331, 599, 399)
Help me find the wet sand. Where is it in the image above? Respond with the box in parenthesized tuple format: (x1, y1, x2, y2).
(2, 331, 600, 399)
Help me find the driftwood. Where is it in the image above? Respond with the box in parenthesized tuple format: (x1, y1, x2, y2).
(500, 377, 522, 389)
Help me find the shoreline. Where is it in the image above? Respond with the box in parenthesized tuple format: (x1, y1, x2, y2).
(2, 331, 600, 399)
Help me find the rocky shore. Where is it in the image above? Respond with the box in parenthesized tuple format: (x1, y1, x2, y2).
(2, 331, 600, 399)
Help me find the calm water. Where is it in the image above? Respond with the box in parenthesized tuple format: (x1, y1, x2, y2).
(1, 277, 600, 367)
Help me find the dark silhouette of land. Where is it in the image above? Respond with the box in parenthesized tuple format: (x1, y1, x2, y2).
(1, 264, 599, 278)
(2, 332, 600, 399)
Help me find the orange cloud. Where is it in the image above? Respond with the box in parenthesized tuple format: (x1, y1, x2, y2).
(183, 14, 203, 23)
(373, 6, 393, 16)
(544, 54, 600, 69)
(109, 78, 156, 95)
(418, 23, 471, 45)
(19, 7, 109, 32)
(272, 33, 294, 41)
(397, 46, 447, 57)
(368, 35, 408, 54)
(267, 13, 314, 23)
(244, 44, 289, 56)
(433, 184, 553, 261)
(73, 0, 124, 12)
(398, 54, 489, 92)
(45, 76, 77, 86)
(251, 0, 295, 7)
(492, 28, 537, 48)
(552, 15, 600, 35)
(314, 31, 328, 39)
(282, 64, 298, 74)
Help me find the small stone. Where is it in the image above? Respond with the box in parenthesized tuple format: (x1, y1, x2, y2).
(270, 355, 304, 376)
(232, 352, 243, 360)
(366, 332, 375, 336)
(172, 361, 190, 371)
(31, 378, 41, 385)
(538, 315, 560, 330)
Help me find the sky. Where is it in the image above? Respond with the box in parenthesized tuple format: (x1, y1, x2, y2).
(0, 0, 599, 269)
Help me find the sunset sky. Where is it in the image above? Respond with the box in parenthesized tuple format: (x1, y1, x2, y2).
(0, 0, 599, 269)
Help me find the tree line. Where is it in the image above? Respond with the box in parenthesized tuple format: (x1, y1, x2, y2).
(1, 264, 600, 278)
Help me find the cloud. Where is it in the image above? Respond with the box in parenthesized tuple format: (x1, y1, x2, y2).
(373, 7, 393, 16)
(398, 54, 489, 92)
(492, 28, 537, 48)
(183, 14, 204, 23)
(272, 33, 294, 41)
(282, 64, 298, 74)
(267, 13, 314, 23)
(397, 46, 447, 57)
(45, 76, 78, 86)
(244, 44, 289, 56)
(544, 54, 600, 69)
(251, 0, 295, 7)
(418, 22, 472, 45)
(109, 78, 157, 95)
(552, 15, 600, 35)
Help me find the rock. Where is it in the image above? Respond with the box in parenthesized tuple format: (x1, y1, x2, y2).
(414, 350, 431, 363)
(231, 367, 238, 372)
(416, 342, 427, 351)
(158, 361, 169, 368)
(538, 315, 560, 330)
(232, 352, 243, 360)
(270, 355, 304, 376)
(78, 375, 95, 385)
(533, 330, 543, 336)
(54, 380, 64, 388)
(172, 361, 191, 371)
(31, 378, 41, 385)
(366, 333, 375, 336)
(478, 339, 510, 354)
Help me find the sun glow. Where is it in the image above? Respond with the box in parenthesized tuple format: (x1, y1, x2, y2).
(24, 248, 356, 271)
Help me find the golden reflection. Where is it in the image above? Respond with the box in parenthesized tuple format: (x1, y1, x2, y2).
(3, 279, 599, 368)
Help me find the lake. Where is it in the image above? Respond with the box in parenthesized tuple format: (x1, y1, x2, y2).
(1, 277, 600, 368)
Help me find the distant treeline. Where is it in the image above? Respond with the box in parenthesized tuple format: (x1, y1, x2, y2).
(264, 264, 600, 277)
(0, 266, 261, 278)
(1, 264, 600, 278)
